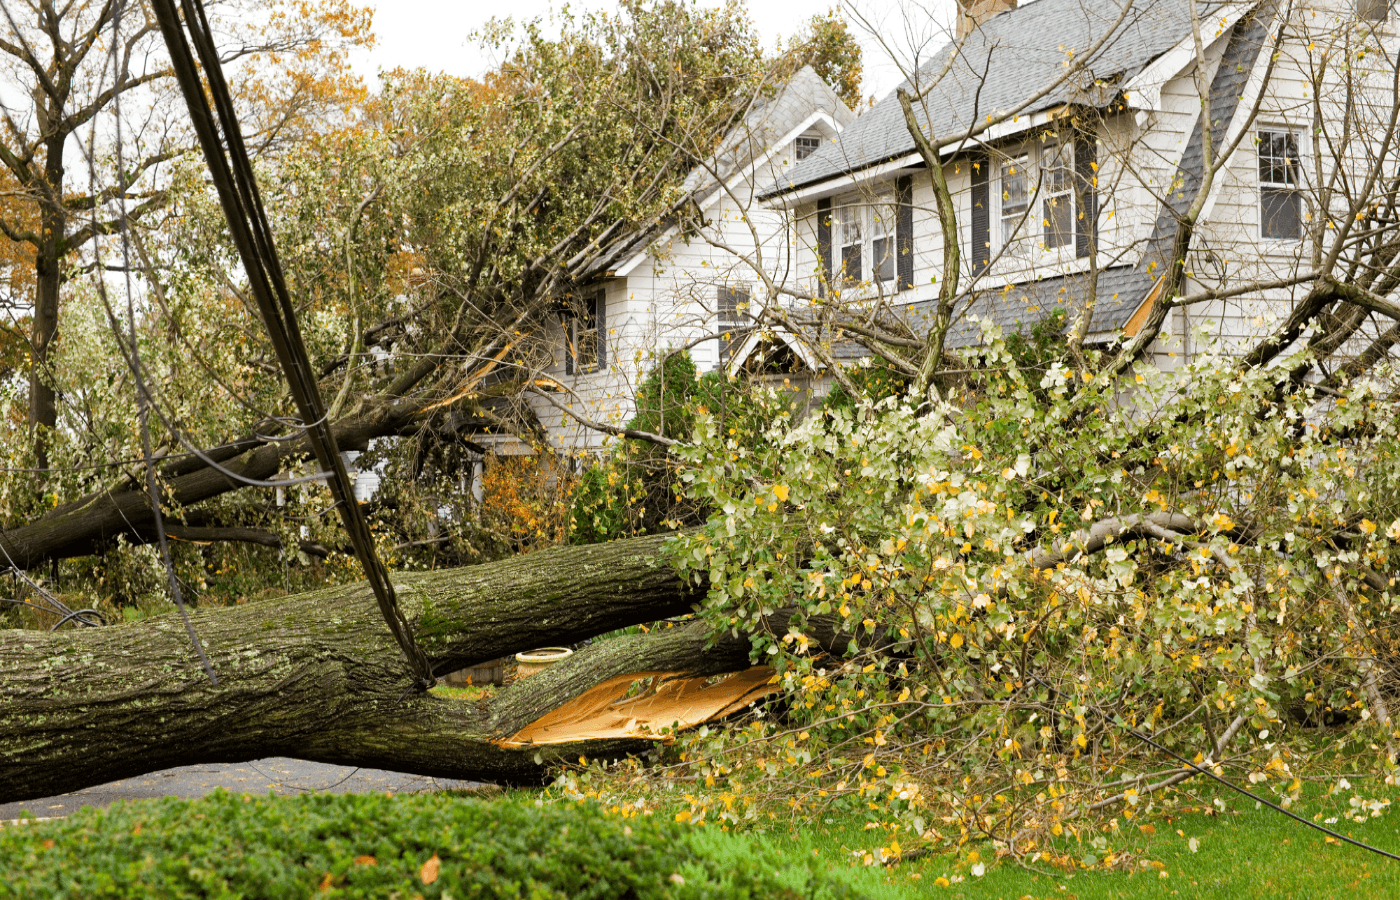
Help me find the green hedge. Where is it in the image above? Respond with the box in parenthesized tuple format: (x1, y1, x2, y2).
(0, 791, 875, 899)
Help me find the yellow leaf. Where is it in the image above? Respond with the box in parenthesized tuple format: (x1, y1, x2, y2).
(421, 854, 441, 885)
(1361, 518, 1378, 534)
(950, 633, 964, 648)
(354, 855, 377, 866)
(774, 484, 790, 502)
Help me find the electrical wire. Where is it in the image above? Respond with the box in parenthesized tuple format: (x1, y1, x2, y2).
(150, 0, 434, 688)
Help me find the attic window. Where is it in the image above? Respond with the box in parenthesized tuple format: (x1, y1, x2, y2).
(795, 135, 821, 161)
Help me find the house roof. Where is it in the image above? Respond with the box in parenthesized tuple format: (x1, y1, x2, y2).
(907, 265, 1157, 349)
(764, 0, 1231, 199)
(579, 66, 856, 280)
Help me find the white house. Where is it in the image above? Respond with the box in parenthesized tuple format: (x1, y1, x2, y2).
(530, 66, 855, 453)
(754, 0, 1399, 377)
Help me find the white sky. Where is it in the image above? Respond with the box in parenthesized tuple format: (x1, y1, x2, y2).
(349, 0, 958, 106)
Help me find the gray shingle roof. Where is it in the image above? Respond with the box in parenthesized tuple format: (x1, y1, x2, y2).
(905, 265, 1156, 349)
(765, 0, 1227, 198)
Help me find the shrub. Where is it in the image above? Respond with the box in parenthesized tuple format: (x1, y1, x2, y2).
(0, 790, 875, 899)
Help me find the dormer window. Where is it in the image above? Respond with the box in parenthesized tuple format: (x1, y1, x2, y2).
(795, 135, 822, 161)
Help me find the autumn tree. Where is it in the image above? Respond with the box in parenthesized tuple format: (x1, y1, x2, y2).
(0, 0, 372, 470)
(782, 9, 863, 110)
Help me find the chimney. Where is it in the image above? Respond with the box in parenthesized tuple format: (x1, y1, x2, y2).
(956, 0, 1017, 39)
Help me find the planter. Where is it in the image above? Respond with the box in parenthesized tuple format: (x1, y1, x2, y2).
(514, 647, 574, 680)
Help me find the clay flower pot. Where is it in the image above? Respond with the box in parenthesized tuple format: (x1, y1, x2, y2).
(514, 647, 574, 680)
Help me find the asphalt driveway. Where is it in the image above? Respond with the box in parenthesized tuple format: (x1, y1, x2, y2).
(0, 758, 485, 822)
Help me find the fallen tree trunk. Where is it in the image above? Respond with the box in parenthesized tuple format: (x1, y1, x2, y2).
(0, 532, 748, 803)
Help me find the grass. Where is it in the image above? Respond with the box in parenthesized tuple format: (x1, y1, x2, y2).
(530, 770, 1400, 899)
(729, 796, 1400, 898)
(428, 683, 494, 702)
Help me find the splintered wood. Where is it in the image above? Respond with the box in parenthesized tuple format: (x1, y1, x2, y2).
(497, 666, 777, 747)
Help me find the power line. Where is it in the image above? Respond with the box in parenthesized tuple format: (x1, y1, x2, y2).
(149, 0, 434, 688)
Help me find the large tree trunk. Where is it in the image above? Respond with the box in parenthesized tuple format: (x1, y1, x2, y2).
(0, 532, 745, 803)
(29, 141, 64, 472)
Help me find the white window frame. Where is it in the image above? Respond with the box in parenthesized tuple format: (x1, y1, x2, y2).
(1040, 142, 1075, 250)
(995, 140, 1076, 253)
(998, 152, 1031, 248)
(833, 193, 899, 288)
(1258, 126, 1306, 242)
(795, 134, 822, 161)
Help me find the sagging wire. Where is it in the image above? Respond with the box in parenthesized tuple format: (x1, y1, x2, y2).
(1028, 673, 1400, 863)
(100, 0, 217, 683)
(150, 0, 435, 688)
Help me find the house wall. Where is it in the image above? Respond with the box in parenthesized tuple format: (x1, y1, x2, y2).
(780, 7, 1400, 373)
(530, 135, 816, 454)
(1171, 4, 1400, 366)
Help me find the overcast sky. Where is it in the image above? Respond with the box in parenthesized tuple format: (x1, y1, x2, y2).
(348, 0, 958, 106)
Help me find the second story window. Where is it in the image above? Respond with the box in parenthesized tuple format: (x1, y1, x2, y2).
(1358, 0, 1390, 21)
(832, 196, 900, 288)
(1041, 143, 1074, 249)
(717, 284, 752, 367)
(999, 153, 1031, 246)
(998, 142, 1076, 252)
(871, 196, 897, 284)
(837, 202, 863, 284)
(795, 134, 822, 161)
(1259, 128, 1304, 240)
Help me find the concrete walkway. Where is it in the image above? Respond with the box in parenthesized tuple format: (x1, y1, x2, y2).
(0, 759, 486, 821)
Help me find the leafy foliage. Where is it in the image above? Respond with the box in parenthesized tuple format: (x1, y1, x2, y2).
(661, 333, 1400, 855)
(783, 10, 864, 110)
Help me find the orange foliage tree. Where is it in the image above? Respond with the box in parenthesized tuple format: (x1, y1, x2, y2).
(0, 0, 373, 470)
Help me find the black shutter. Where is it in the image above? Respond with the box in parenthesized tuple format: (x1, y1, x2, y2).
(595, 288, 606, 368)
(816, 196, 832, 297)
(1075, 130, 1098, 259)
(969, 151, 990, 275)
(896, 175, 914, 292)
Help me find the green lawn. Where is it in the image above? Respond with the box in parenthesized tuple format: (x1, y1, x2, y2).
(692, 783, 1400, 899)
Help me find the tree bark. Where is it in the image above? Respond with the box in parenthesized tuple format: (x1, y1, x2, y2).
(0, 532, 723, 803)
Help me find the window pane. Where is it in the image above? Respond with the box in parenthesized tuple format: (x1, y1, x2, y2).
(1259, 130, 1300, 186)
(873, 236, 894, 282)
(1041, 143, 1071, 193)
(795, 135, 821, 160)
(1262, 187, 1303, 239)
(838, 205, 862, 246)
(1044, 196, 1073, 248)
(841, 243, 862, 283)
